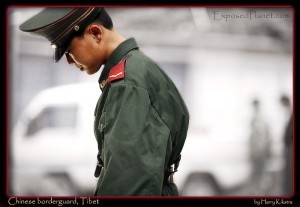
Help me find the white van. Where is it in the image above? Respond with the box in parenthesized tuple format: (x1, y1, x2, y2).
(11, 83, 100, 196)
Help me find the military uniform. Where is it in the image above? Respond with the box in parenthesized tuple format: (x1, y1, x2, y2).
(19, 7, 189, 196)
(93, 38, 189, 196)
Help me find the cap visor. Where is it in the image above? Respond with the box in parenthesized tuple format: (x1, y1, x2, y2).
(54, 45, 67, 63)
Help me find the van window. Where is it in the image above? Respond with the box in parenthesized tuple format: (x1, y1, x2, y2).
(26, 105, 78, 137)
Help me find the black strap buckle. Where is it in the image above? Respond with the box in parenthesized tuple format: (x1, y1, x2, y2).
(164, 154, 181, 184)
(174, 154, 181, 171)
(164, 166, 177, 183)
(94, 153, 104, 178)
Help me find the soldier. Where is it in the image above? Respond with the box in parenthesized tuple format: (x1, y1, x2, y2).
(279, 95, 293, 196)
(248, 99, 271, 195)
(19, 7, 189, 196)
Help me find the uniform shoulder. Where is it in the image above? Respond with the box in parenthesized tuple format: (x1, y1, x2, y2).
(126, 50, 157, 70)
(109, 50, 165, 93)
(124, 51, 160, 87)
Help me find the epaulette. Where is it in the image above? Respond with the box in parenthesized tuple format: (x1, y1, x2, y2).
(107, 59, 127, 83)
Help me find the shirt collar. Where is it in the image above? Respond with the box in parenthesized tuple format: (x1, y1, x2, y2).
(98, 38, 139, 87)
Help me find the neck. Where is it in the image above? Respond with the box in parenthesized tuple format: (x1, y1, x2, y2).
(104, 29, 125, 61)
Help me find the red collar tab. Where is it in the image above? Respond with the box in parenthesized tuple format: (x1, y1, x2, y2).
(108, 59, 126, 83)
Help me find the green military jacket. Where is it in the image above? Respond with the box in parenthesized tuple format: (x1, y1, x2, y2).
(93, 38, 189, 196)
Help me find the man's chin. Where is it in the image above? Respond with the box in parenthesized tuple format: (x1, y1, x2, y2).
(85, 68, 98, 75)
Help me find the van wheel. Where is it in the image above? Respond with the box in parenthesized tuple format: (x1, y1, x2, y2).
(180, 173, 221, 196)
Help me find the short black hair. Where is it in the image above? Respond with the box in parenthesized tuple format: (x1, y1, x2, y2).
(280, 95, 290, 107)
(93, 8, 113, 29)
(252, 99, 259, 106)
(74, 8, 113, 37)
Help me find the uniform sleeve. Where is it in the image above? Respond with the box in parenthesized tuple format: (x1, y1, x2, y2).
(96, 83, 171, 196)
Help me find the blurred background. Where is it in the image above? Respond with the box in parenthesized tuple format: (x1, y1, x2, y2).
(8, 7, 293, 196)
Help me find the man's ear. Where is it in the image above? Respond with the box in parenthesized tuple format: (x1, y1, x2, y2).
(88, 24, 103, 42)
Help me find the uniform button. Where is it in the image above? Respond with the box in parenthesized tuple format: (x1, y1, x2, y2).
(74, 25, 79, 31)
(100, 80, 107, 89)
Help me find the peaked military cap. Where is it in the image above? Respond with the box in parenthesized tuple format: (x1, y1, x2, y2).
(19, 7, 105, 62)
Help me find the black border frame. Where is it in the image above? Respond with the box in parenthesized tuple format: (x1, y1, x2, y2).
(1, 1, 298, 207)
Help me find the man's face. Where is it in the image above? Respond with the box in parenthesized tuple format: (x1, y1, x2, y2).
(65, 32, 102, 75)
